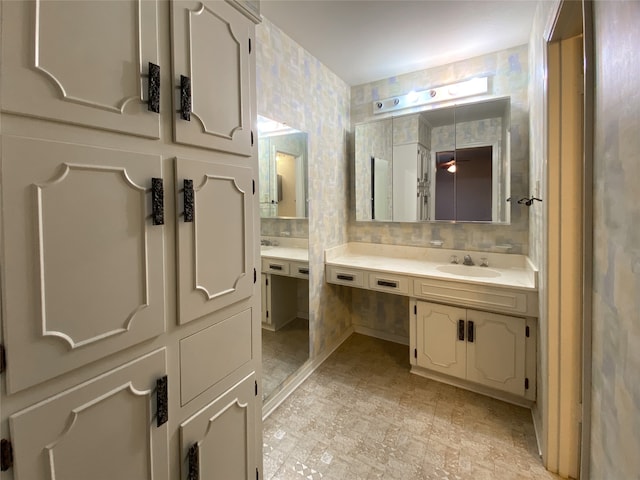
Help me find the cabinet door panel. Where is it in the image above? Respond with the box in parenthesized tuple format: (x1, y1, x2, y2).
(180, 373, 257, 480)
(1, 0, 160, 138)
(176, 157, 254, 324)
(1, 136, 165, 393)
(466, 310, 526, 396)
(180, 308, 254, 406)
(172, 0, 253, 155)
(416, 302, 466, 379)
(10, 348, 168, 480)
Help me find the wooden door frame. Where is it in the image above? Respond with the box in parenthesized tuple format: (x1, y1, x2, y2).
(543, 1, 594, 478)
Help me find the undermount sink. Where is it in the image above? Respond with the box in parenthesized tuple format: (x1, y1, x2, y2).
(436, 264, 502, 278)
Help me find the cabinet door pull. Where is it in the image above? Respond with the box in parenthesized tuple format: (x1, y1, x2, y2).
(180, 75, 191, 121)
(184, 179, 194, 222)
(269, 264, 283, 271)
(336, 274, 354, 281)
(147, 62, 160, 113)
(467, 320, 475, 343)
(458, 319, 465, 341)
(298, 268, 309, 275)
(187, 443, 199, 480)
(377, 279, 397, 288)
(151, 178, 164, 225)
(156, 375, 168, 427)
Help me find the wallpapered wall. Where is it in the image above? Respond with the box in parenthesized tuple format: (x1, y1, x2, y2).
(348, 45, 531, 341)
(526, 0, 555, 458)
(349, 44, 530, 254)
(589, 2, 640, 477)
(256, 18, 352, 357)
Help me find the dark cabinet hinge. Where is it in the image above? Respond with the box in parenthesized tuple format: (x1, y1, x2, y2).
(253, 179, 256, 195)
(251, 130, 254, 146)
(255, 380, 258, 396)
(254, 268, 257, 283)
(526, 326, 530, 337)
(265, 277, 269, 287)
(1, 439, 13, 471)
(0, 344, 5, 374)
(525, 378, 529, 390)
(266, 310, 269, 319)
(249, 38, 252, 54)
(156, 375, 168, 427)
(414, 348, 417, 359)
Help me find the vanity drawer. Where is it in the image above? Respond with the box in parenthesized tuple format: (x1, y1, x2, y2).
(413, 278, 530, 315)
(262, 258, 290, 275)
(326, 265, 365, 288)
(290, 261, 310, 279)
(368, 272, 409, 295)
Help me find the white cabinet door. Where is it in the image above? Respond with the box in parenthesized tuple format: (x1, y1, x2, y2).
(466, 310, 526, 396)
(1, 0, 161, 138)
(176, 157, 254, 324)
(9, 348, 169, 480)
(1, 136, 166, 393)
(180, 373, 257, 480)
(171, 0, 254, 155)
(416, 302, 467, 379)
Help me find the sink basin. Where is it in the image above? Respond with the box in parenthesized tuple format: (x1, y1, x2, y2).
(436, 264, 502, 278)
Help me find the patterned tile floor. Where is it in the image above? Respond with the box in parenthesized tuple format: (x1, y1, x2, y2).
(263, 334, 560, 480)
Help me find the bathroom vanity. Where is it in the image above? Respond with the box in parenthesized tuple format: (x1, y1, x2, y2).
(325, 242, 538, 406)
(260, 237, 309, 331)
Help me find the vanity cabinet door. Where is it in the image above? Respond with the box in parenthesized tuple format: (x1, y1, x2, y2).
(180, 373, 258, 480)
(175, 157, 255, 325)
(416, 301, 467, 379)
(1, 136, 166, 394)
(466, 310, 526, 396)
(1, 0, 161, 139)
(171, 0, 254, 156)
(9, 348, 169, 480)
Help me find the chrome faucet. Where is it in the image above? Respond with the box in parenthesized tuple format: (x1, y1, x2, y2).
(463, 254, 474, 266)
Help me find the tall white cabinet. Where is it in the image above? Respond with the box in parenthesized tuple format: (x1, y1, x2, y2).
(0, 1, 262, 479)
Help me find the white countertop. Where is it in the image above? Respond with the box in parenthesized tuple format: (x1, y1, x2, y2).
(261, 246, 308, 262)
(325, 242, 537, 291)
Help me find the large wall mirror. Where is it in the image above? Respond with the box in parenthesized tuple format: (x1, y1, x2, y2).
(258, 115, 310, 406)
(355, 97, 510, 223)
(258, 115, 309, 219)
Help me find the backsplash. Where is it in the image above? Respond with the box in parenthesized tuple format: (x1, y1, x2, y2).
(349, 44, 530, 255)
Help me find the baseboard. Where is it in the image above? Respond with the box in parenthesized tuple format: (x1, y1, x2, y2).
(410, 365, 534, 409)
(531, 403, 544, 457)
(353, 325, 409, 346)
(262, 326, 355, 419)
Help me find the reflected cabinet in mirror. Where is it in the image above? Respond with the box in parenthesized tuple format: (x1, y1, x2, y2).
(258, 115, 309, 219)
(355, 97, 510, 223)
(258, 116, 310, 407)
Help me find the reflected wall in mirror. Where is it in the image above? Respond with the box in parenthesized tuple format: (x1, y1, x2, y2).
(355, 97, 510, 223)
(258, 116, 310, 405)
(258, 115, 309, 218)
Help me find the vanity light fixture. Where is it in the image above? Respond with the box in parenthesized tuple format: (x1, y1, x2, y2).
(446, 163, 457, 173)
(373, 76, 489, 114)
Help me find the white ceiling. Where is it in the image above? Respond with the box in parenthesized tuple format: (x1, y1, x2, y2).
(259, 0, 538, 86)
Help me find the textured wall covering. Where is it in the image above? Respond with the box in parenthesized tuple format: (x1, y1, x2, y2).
(256, 18, 352, 358)
(349, 44, 530, 254)
(527, 0, 557, 458)
(590, 2, 640, 477)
